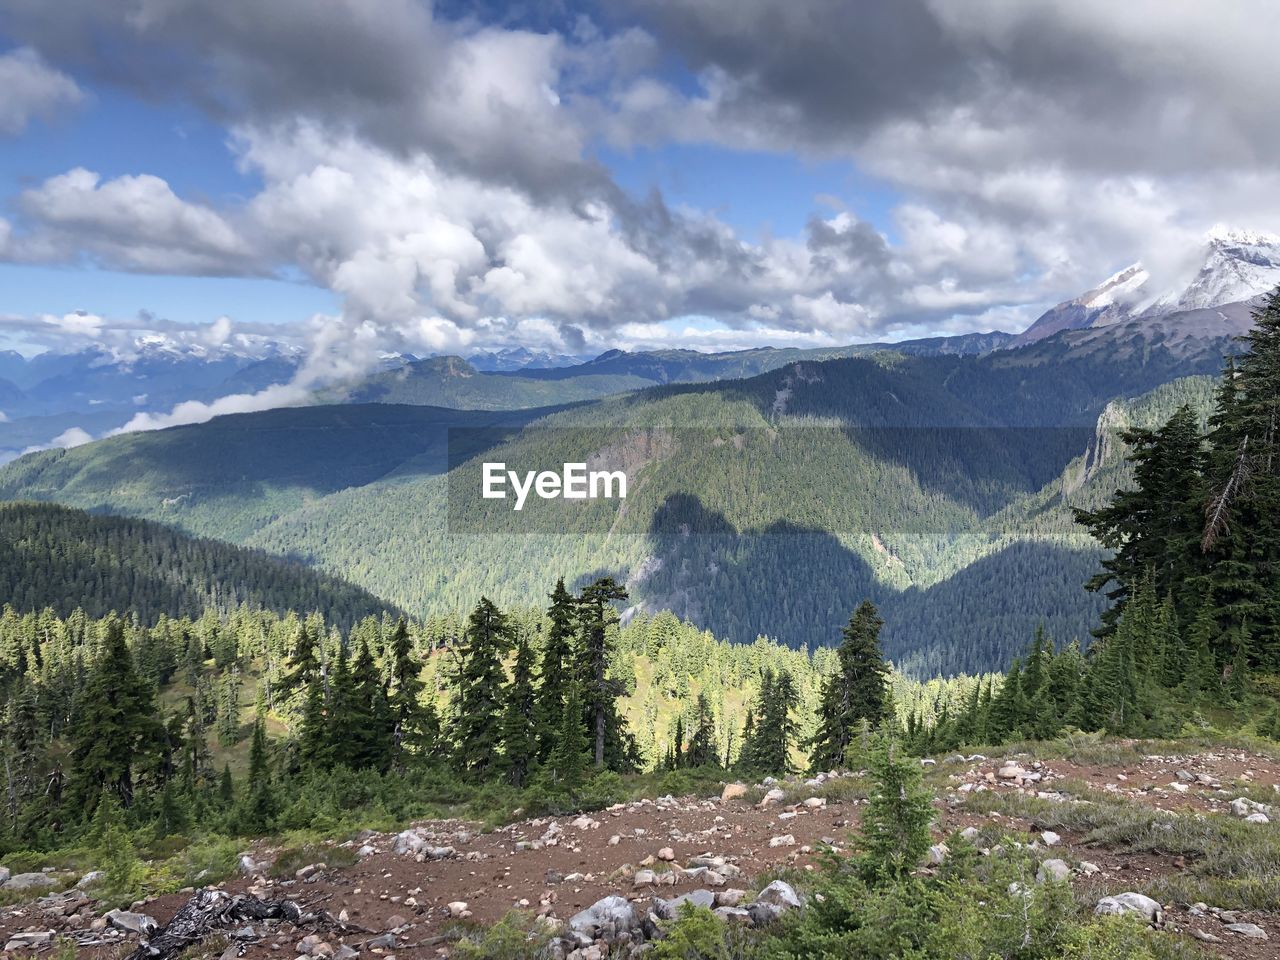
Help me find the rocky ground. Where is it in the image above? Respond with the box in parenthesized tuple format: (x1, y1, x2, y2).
(3, 741, 1279, 959)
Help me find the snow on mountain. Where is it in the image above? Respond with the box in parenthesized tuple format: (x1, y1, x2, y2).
(466, 346, 585, 371)
(1011, 227, 1280, 347)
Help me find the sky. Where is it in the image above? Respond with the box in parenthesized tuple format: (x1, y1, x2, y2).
(3, 0, 1280, 367)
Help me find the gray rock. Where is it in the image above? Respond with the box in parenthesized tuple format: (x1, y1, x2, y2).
(747, 902, 785, 927)
(568, 895, 642, 941)
(658, 890, 715, 920)
(392, 829, 427, 855)
(238, 854, 260, 875)
(1036, 859, 1071, 884)
(714, 907, 752, 924)
(755, 880, 802, 911)
(1095, 892, 1162, 924)
(76, 870, 107, 889)
(106, 909, 159, 936)
(0, 866, 9, 885)
(4, 931, 55, 950)
(3, 872, 56, 892)
(1223, 923, 1267, 939)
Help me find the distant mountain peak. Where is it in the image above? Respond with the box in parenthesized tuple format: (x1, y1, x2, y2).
(1011, 226, 1280, 347)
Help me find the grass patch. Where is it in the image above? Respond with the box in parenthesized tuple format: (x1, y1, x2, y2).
(269, 842, 360, 879)
(963, 783, 1280, 910)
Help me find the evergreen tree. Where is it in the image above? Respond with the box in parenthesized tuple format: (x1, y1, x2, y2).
(858, 734, 935, 883)
(385, 619, 427, 763)
(576, 578, 633, 771)
(451, 597, 513, 779)
(499, 631, 538, 788)
(535, 579, 576, 761)
(240, 719, 276, 833)
(685, 694, 719, 768)
(543, 680, 590, 795)
(68, 619, 160, 812)
(809, 601, 891, 771)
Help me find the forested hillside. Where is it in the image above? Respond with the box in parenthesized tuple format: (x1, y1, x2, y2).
(0, 502, 397, 628)
(334, 355, 654, 408)
(0, 330, 1234, 673)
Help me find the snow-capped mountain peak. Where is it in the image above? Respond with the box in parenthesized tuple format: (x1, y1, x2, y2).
(1012, 226, 1280, 347)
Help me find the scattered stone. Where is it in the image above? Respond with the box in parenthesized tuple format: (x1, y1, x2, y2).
(568, 895, 642, 942)
(755, 880, 802, 911)
(1036, 859, 1070, 884)
(632, 869, 657, 887)
(3, 932, 55, 951)
(1094, 893, 1162, 925)
(721, 783, 748, 802)
(76, 870, 106, 889)
(1041, 831, 1060, 847)
(658, 890, 715, 920)
(759, 788, 786, 807)
(2, 872, 55, 892)
(105, 909, 159, 936)
(1246, 812, 1271, 824)
(1223, 923, 1267, 940)
(447, 901, 469, 918)
(768, 834, 795, 848)
(802, 797, 826, 810)
(657, 847, 676, 862)
(716, 889, 746, 907)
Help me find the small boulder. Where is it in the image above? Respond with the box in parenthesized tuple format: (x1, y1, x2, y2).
(721, 783, 748, 802)
(759, 788, 786, 807)
(1223, 922, 1267, 940)
(3, 872, 55, 892)
(657, 847, 676, 861)
(1036, 859, 1070, 884)
(1041, 831, 1061, 847)
(447, 901, 469, 918)
(768, 834, 795, 848)
(568, 895, 642, 942)
(76, 870, 106, 889)
(4, 932, 55, 951)
(658, 889, 715, 920)
(1094, 892, 1162, 925)
(755, 880, 802, 911)
(106, 909, 159, 936)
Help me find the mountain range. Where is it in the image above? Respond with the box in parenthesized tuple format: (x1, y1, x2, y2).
(0, 227, 1274, 673)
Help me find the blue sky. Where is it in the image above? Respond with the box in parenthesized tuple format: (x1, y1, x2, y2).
(1, 1, 1276, 361)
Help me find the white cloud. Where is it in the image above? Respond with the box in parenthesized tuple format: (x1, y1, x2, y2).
(19, 425, 94, 456)
(0, 48, 82, 135)
(18, 168, 253, 274)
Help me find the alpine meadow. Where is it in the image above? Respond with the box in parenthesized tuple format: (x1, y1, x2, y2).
(2, 3, 1280, 959)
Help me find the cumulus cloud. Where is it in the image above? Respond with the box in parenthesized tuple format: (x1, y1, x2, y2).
(19, 425, 94, 456)
(0, 47, 82, 135)
(16, 168, 254, 274)
(4, 0, 1280, 412)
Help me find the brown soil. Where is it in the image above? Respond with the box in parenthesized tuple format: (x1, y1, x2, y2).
(4, 745, 1279, 959)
